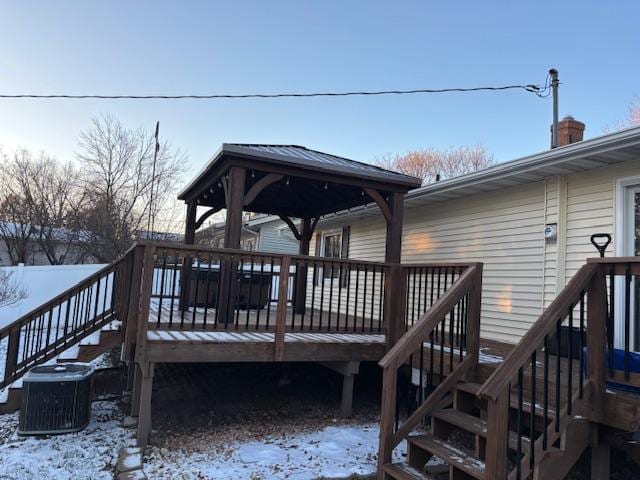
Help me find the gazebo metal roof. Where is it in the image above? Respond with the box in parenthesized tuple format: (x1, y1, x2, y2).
(178, 144, 421, 219)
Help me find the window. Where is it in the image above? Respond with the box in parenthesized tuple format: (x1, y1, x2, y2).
(321, 231, 342, 279)
(241, 237, 257, 251)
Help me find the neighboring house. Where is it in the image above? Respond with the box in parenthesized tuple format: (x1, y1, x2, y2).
(135, 230, 185, 243)
(197, 214, 299, 254)
(0, 222, 93, 266)
(312, 118, 640, 343)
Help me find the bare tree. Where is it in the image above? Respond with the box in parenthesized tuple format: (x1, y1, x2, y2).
(0, 149, 36, 265)
(0, 270, 28, 308)
(376, 145, 494, 185)
(76, 114, 187, 262)
(621, 96, 640, 128)
(605, 96, 640, 132)
(0, 149, 88, 265)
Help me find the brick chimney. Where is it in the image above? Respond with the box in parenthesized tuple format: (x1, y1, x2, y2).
(551, 115, 585, 147)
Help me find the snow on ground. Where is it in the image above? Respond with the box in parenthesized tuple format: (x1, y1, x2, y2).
(0, 401, 134, 480)
(145, 423, 399, 480)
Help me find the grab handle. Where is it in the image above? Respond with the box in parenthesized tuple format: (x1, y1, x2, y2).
(590, 233, 611, 258)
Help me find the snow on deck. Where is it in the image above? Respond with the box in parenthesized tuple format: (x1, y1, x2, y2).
(147, 330, 386, 344)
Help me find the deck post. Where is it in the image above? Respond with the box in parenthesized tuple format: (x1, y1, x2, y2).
(384, 192, 404, 264)
(466, 263, 483, 372)
(590, 443, 610, 480)
(320, 361, 360, 417)
(131, 245, 155, 418)
(274, 256, 291, 361)
(135, 362, 155, 448)
(384, 264, 406, 350)
(484, 389, 509, 480)
(341, 373, 355, 418)
(587, 266, 607, 423)
(122, 246, 144, 364)
(294, 217, 312, 315)
(217, 166, 246, 324)
(383, 192, 405, 349)
(377, 366, 398, 478)
(179, 201, 197, 311)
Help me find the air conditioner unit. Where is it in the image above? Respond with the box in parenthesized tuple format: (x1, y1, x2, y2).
(19, 363, 94, 435)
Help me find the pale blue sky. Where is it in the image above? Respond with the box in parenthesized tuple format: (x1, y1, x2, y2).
(1, 1, 638, 178)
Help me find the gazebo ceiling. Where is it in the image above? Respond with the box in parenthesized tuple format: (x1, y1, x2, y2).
(178, 144, 421, 219)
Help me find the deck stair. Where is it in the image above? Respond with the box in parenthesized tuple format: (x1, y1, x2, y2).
(377, 259, 636, 480)
(382, 367, 591, 480)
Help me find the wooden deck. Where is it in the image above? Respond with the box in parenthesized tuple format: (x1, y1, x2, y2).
(145, 329, 387, 363)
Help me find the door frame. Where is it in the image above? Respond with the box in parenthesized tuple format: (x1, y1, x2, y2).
(614, 174, 640, 349)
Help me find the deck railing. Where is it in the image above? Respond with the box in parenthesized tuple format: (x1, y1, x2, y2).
(143, 243, 390, 333)
(0, 249, 134, 390)
(377, 263, 483, 472)
(477, 257, 640, 480)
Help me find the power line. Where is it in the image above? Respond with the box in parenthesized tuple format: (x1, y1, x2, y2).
(0, 83, 548, 101)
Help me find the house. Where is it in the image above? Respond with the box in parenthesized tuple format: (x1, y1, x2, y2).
(196, 214, 299, 253)
(2, 138, 639, 480)
(311, 118, 640, 344)
(0, 222, 93, 266)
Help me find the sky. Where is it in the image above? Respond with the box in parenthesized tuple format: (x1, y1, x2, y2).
(1, 1, 639, 180)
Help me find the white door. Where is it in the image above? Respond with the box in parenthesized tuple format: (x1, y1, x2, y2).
(615, 178, 640, 350)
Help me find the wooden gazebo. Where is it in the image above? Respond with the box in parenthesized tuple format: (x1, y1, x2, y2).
(177, 144, 421, 324)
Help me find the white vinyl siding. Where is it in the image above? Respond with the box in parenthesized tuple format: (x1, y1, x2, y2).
(564, 160, 640, 280)
(314, 157, 640, 344)
(400, 182, 545, 342)
(256, 223, 299, 254)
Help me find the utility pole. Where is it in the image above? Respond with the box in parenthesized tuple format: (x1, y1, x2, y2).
(147, 121, 160, 239)
(550, 69, 559, 148)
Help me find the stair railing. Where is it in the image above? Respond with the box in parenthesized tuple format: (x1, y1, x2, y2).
(478, 262, 608, 480)
(377, 262, 483, 475)
(0, 248, 135, 390)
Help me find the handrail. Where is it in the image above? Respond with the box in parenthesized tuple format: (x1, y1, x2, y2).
(477, 263, 599, 401)
(0, 259, 124, 340)
(377, 263, 482, 473)
(137, 240, 481, 271)
(138, 240, 394, 268)
(1, 251, 133, 389)
(379, 264, 479, 371)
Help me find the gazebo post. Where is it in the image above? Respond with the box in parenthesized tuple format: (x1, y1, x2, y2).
(293, 217, 312, 314)
(218, 166, 246, 323)
(383, 192, 405, 348)
(179, 201, 197, 311)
